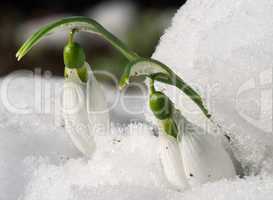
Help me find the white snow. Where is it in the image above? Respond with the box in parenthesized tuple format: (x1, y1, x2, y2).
(1, 0, 273, 199)
(152, 0, 273, 177)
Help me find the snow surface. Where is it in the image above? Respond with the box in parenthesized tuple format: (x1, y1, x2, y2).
(1, 0, 273, 199)
(152, 0, 273, 177)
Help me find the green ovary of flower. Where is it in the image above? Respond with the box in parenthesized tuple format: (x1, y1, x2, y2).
(149, 91, 173, 120)
(63, 42, 86, 69)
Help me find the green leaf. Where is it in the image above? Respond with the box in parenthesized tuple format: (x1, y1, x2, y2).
(16, 16, 138, 61)
(119, 58, 211, 119)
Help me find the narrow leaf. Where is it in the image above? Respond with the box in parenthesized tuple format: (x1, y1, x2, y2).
(16, 16, 137, 61)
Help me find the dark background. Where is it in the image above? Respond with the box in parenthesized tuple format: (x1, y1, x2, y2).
(0, 0, 186, 78)
(2, 0, 183, 15)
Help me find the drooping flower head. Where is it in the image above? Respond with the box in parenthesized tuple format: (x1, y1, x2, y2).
(62, 30, 109, 156)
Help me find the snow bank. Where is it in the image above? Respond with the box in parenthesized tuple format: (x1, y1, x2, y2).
(152, 0, 273, 176)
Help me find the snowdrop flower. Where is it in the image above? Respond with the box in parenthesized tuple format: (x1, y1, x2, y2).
(175, 111, 236, 186)
(149, 83, 187, 189)
(149, 79, 235, 188)
(63, 62, 109, 156)
(62, 33, 109, 156)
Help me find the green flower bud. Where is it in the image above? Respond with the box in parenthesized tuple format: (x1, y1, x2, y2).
(63, 42, 85, 69)
(149, 91, 173, 120)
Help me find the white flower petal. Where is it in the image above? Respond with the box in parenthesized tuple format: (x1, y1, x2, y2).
(86, 63, 110, 134)
(63, 62, 110, 156)
(159, 132, 189, 190)
(63, 68, 95, 156)
(177, 114, 236, 185)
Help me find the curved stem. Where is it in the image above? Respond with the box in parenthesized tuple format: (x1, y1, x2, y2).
(16, 17, 138, 62)
(96, 24, 138, 61)
(149, 79, 156, 94)
(152, 72, 211, 119)
(68, 29, 77, 44)
(119, 58, 211, 119)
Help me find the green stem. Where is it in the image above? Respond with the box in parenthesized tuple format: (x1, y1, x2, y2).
(68, 29, 76, 44)
(96, 24, 138, 61)
(152, 72, 211, 118)
(149, 79, 156, 94)
(119, 58, 211, 119)
(16, 17, 138, 62)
